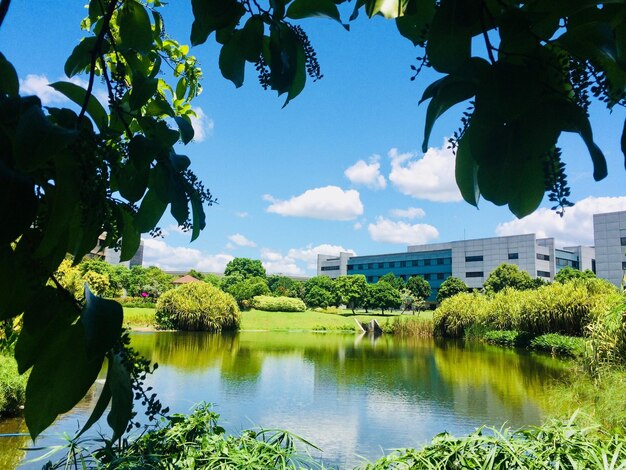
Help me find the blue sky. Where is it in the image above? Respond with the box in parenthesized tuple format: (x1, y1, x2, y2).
(2, 2, 626, 275)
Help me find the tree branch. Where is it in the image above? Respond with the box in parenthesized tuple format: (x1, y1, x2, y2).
(0, 0, 11, 30)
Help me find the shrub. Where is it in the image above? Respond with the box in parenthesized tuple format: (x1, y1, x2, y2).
(114, 297, 157, 308)
(484, 330, 531, 347)
(433, 292, 489, 337)
(252, 295, 306, 312)
(0, 354, 27, 417)
(155, 283, 240, 331)
(436, 276, 468, 303)
(383, 317, 433, 337)
(585, 299, 626, 372)
(530, 333, 585, 357)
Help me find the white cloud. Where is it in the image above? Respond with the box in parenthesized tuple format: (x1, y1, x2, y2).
(265, 186, 364, 221)
(260, 248, 304, 276)
(142, 238, 233, 272)
(19, 74, 108, 107)
(496, 196, 626, 246)
(160, 224, 189, 237)
(288, 244, 356, 271)
(388, 143, 462, 202)
(235, 211, 249, 218)
(190, 106, 214, 142)
(368, 217, 439, 245)
(344, 156, 387, 190)
(390, 207, 426, 219)
(353, 222, 363, 230)
(228, 233, 257, 247)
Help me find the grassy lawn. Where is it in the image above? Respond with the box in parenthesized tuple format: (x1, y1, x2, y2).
(123, 306, 432, 331)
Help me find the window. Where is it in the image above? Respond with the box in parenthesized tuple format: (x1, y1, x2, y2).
(367, 276, 374, 283)
(465, 255, 483, 262)
(437, 272, 444, 280)
(621, 237, 626, 246)
(537, 270, 551, 278)
(508, 253, 519, 260)
(357, 264, 363, 270)
(537, 254, 550, 261)
(321, 266, 339, 271)
(389, 262, 395, 268)
(437, 258, 444, 265)
(622, 262, 626, 270)
(466, 271, 484, 278)
(424, 273, 431, 280)
(368, 263, 374, 269)
(347, 265, 354, 271)
(378, 263, 384, 269)
(400, 261, 406, 267)
(424, 259, 431, 266)
(411, 260, 419, 267)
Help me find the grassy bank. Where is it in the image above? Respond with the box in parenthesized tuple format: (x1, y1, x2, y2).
(124, 306, 434, 332)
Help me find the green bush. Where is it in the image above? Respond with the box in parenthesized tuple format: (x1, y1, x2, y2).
(530, 333, 585, 357)
(433, 292, 489, 337)
(114, 297, 157, 308)
(586, 299, 626, 372)
(251, 295, 306, 312)
(0, 354, 27, 417)
(155, 283, 240, 331)
(483, 330, 531, 347)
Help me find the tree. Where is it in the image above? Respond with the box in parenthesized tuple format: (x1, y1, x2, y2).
(203, 273, 223, 287)
(406, 276, 432, 302)
(555, 266, 597, 283)
(379, 272, 406, 291)
(225, 276, 270, 309)
(334, 275, 368, 314)
(483, 264, 534, 293)
(224, 258, 266, 280)
(436, 276, 468, 303)
(304, 286, 333, 309)
(367, 281, 402, 315)
(187, 269, 205, 280)
(267, 275, 304, 298)
(3, 0, 625, 442)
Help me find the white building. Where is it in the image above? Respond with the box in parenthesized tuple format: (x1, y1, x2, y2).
(594, 210, 626, 287)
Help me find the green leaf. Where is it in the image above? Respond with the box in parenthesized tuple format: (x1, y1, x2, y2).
(82, 284, 123, 359)
(621, 118, 626, 169)
(190, 193, 206, 242)
(238, 16, 265, 62)
(118, 1, 153, 53)
(129, 76, 158, 111)
(286, 0, 344, 25)
(134, 188, 168, 233)
(107, 353, 134, 441)
(285, 44, 307, 105)
(120, 208, 141, 262)
(268, 24, 299, 95)
(0, 52, 18, 97)
(77, 374, 111, 439)
(170, 181, 190, 226)
(190, 0, 246, 46)
(455, 138, 479, 207)
(219, 38, 246, 88)
(395, 0, 436, 46)
(0, 161, 37, 246)
(25, 322, 103, 439)
(170, 152, 191, 171)
(426, 0, 478, 73)
(64, 37, 102, 77)
(49, 81, 108, 132)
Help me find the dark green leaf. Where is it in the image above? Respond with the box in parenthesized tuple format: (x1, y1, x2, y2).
(118, 1, 153, 53)
(395, 0, 436, 46)
(64, 37, 102, 78)
(170, 181, 190, 225)
(170, 152, 191, 171)
(25, 323, 103, 439)
(268, 24, 299, 95)
(190, 193, 206, 242)
(286, 0, 343, 25)
(135, 188, 168, 233)
(0, 52, 18, 97)
(107, 353, 134, 441)
(120, 208, 141, 262)
(365, 0, 408, 19)
(82, 284, 123, 359)
(118, 164, 149, 203)
(129, 135, 158, 169)
(455, 138, 479, 207)
(77, 375, 111, 438)
(0, 161, 37, 245)
(129, 76, 158, 111)
(219, 37, 246, 88)
(285, 45, 307, 105)
(190, 0, 245, 46)
(621, 118, 626, 169)
(239, 16, 265, 62)
(49, 81, 108, 132)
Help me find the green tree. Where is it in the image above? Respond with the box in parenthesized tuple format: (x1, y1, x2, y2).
(436, 276, 468, 303)
(304, 286, 333, 309)
(555, 266, 597, 284)
(186, 269, 205, 280)
(203, 273, 223, 287)
(125, 266, 174, 298)
(334, 275, 368, 314)
(483, 264, 534, 293)
(379, 272, 406, 291)
(267, 275, 303, 298)
(406, 275, 432, 302)
(225, 276, 270, 309)
(224, 258, 266, 280)
(368, 281, 402, 315)
(304, 275, 336, 302)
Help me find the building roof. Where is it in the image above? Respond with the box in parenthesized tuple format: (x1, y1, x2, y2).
(172, 274, 203, 284)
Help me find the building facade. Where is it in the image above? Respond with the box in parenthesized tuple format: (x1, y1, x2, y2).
(594, 210, 626, 287)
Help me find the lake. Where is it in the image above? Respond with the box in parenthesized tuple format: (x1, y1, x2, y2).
(1, 331, 570, 468)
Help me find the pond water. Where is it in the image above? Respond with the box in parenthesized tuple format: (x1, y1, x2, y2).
(2, 331, 571, 468)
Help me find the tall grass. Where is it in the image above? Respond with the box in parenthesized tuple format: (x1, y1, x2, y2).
(585, 299, 626, 374)
(383, 317, 434, 337)
(434, 279, 622, 338)
(0, 353, 26, 417)
(362, 415, 626, 469)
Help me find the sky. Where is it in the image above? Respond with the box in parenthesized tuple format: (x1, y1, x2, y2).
(2, 2, 626, 276)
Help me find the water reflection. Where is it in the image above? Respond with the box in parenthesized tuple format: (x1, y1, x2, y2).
(4, 332, 570, 469)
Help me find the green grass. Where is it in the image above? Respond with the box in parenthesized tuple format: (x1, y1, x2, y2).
(123, 306, 433, 332)
(124, 307, 158, 328)
(0, 353, 26, 417)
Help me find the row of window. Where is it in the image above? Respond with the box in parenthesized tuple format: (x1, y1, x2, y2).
(466, 253, 520, 262)
(347, 258, 450, 271)
(320, 266, 340, 271)
(537, 270, 551, 278)
(556, 258, 579, 269)
(365, 272, 450, 283)
(537, 254, 550, 261)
